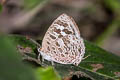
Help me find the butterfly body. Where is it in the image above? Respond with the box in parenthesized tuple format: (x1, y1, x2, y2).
(38, 14, 85, 66)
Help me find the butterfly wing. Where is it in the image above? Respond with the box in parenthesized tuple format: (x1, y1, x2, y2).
(41, 14, 80, 52)
(40, 13, 85, 65)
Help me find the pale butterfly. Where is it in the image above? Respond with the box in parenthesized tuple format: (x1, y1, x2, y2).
(38, 13, 85, 66)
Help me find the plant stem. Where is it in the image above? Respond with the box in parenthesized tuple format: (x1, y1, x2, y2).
(95, 18, 120, 46)
(95, 0, 120, 46)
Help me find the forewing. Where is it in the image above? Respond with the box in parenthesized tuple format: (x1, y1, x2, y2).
(41, 14, 81, 54)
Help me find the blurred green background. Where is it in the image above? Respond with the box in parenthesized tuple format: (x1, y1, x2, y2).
(0, 0, 120, 80)
(0, 0, 120, 56)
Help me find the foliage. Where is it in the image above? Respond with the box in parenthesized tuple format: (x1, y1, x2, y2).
(96, 0, 120, 46)
(0, 35, 60, 80)
(0, 4, 2, 12)
(24, 0, 49, 10)
(35, 67, 61, 80)
(0, 35, 35, 80)
(7, 35, 120, 80)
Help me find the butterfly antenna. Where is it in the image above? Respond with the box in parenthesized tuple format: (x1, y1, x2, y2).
(26, 36, 41, 48)
(30, 38, 41, 47)
(82, 55, 91, 60)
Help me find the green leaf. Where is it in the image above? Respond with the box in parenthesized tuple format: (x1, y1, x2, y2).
(0, 35, 35, 80)
(24, 0, 49, 10)
(0, 4, 2, 12)
(8, 35, 37, 57)
(8, 35, 120, 80)
(35, 67, 61, 80)
(104, 0, 120, 13)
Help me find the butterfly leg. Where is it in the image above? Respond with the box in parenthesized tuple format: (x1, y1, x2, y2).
(38, 53, 41, 61)
(38, 52, 46, 65)
(51, 61, 55, 66)
(42, 55, 45, 63)
(23, 54, 41, 65)
(38, 48, 43, 61)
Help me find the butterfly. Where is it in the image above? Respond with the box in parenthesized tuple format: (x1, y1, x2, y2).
(38, 13, 85, 66)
